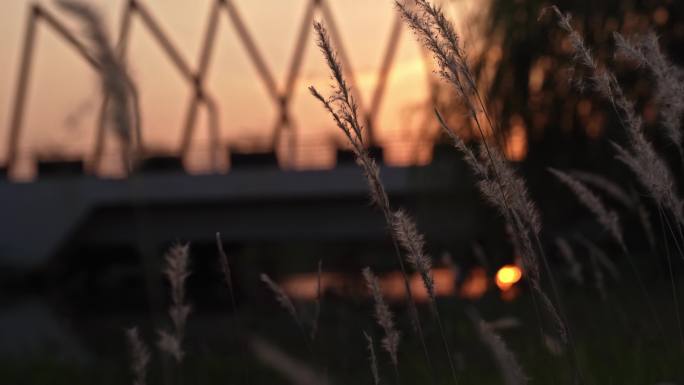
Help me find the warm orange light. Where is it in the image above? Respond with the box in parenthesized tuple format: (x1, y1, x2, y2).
(280, 268, 458, 302)
(504, 116, 528, 161)
(460, 267, 488, 300)
(495, 265, 522, 291)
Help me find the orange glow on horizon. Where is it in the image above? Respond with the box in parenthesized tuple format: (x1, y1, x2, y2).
(280, 271, 346, 300)
(281, 267, 459, 303)
(504, 115, 528, 161)
(460, 267, 488, 300)
(495, 264, 522, 291)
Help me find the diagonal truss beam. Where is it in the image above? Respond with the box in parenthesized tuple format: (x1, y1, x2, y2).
(6, 4, 102, 173)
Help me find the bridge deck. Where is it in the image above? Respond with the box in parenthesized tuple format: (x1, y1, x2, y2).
(1, 159, 481, 270)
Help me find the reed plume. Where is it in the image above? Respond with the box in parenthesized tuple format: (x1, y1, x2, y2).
(309, 20, 435, 376)
(613, 136, 684, 228)
(157, 243, 191, 363)
(613, 31, 684, 154)
(570, 171, 633, 208)
(126, 327, 150, 385)
(549, 168, 625, 250)
(409, 0, 570, 349)
(362, 267, 400, 371)
(391, 209, 461, 382)
(261, 273, 306, 335)
(568, 171, 657, 252)
(392, 210, 435, 302)
(398, 0, 544, 277)
(399, 5, 577, 367)
(546, 12, 684, 348)
(56, 0, 141, 168)
(467, 309, 528, 385)
(545, 6, 684, 231)
(554, 237, 583, 285)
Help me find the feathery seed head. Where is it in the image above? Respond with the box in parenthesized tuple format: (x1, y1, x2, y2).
(157, 329, 183, 363)
(554, 237, 583, 285)
(467, 309, 528, 385)
(362, 267, 400, 368)
(126, 327, 150, 385)
(549, 168, 625, 249)
(391, 210, 435, 302)
(261, 273, 298, 322)
(157, 243, 191, 363)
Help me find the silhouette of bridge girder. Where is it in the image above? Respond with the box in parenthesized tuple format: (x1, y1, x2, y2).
(6, 0, 435, 176)
(0, 159, 481, 270)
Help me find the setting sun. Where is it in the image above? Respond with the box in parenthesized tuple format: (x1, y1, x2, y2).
(495, 264, 522, 291)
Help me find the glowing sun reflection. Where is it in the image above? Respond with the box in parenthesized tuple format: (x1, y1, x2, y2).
(495, 264, 522, 291)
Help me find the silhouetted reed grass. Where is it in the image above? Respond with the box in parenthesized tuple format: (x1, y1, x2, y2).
(545, 3, 684, 353)
(308, 20, 438, 382)
(157, 243, 191, 364)
(398, 5, 580, 382)
(363, 267, 401, 382)
(126, 327, 150, 385)
(55, 1, 684, 384)
(466, 308, 528, 385)
(363, 331, 381, 385)
(57, 0, 141, 171)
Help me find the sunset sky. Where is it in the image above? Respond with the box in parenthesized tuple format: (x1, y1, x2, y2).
(0, 0, 481, 177)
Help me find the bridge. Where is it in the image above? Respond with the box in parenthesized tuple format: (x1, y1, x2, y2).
(0, 157, 483, 270)
(0, 0, 483, 270)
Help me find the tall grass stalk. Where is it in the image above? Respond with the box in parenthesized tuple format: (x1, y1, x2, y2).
(549, 168, 663, 330)
(260, 273, 312, 351)
(466, 309, 528, 385)
(363, 331, 381, 385)
(545, 5, 683, 351)
(613, 31, 684, 160)
(398, 2, 585, 381)
(555, 237, 583, 285)
(216, 233, 250, 384)
(569, 171, 633, 208)
(570, 170, 658, 252)
(308, 21, 436, 381)
(399, 0, 572, 357)
(216, 233, 238, 316)
(363, 267, 401, 384)
(549, 168, 625, 250)
(545, 6, 684, 253)
(391, 210, 459, 383)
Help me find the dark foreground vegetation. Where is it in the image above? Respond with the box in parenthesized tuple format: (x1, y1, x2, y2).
(3, 0, 684, 384)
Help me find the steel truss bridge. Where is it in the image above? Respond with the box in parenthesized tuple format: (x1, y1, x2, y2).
(5, 0, 442, 176)
(0, 1, 481, 270)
